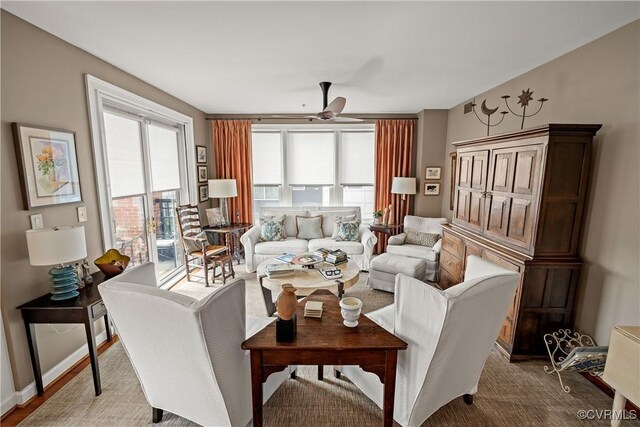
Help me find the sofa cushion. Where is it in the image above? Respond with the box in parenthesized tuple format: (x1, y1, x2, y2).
(316, 210, 356, 238)
(386, 244, 439, 262)
(254, 237, 309, 255)
(296, 215, 324, 240)
(263, 210, 308, 237)
(370, 253, 427, 277)
(405, 231, 441, 247)
(258, 215, 286, 241)
(308, 238, 364, 255)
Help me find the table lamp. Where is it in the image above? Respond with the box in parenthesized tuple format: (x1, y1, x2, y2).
(208, 179, 238, 226)
(26, 225, 87, 301)
(391, 177, 417, 221)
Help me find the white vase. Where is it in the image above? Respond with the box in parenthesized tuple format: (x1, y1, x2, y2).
(373, 217, 381, 225)
(340, 297, 363, 327)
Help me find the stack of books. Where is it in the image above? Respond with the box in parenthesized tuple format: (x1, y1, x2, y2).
(275, 253, 295, 263)
(265, 263, 294, 278)
(325, 249, 347, 265)
(314, 247, 331, 259)
(304, 301, 323, 318)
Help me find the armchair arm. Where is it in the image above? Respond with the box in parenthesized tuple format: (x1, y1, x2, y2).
(388, 232, 407, 246)
(240, 225, 262, 272)
(359, 225, 377, 270)
(432, 238, 442, 253)
(365, 305, 395, 333)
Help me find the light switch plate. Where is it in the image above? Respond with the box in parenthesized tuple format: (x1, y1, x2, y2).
(30, 214, 44, 229)
(77, 206, 87, 222)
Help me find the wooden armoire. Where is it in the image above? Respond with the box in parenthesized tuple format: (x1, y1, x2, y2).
(440, 124, 601, 360)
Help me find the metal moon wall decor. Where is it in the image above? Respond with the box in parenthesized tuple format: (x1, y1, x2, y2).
(471, 100, 508, 136)
(502, 88, 548, 129)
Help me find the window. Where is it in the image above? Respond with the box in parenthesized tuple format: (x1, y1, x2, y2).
(251, 125, 375, 223)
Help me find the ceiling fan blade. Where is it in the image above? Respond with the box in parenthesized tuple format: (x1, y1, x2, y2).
(331, 116, 365, 123)
(322, 97, 346, 114)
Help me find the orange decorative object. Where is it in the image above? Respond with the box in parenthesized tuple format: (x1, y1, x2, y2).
(94, 249, 130, 278)
(276, 283, 297, 320)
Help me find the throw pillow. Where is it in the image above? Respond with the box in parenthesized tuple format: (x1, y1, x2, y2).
(331, 214, 358, 239)
(336, 220, 361, 242)
(405, 231, 441, 247)
(259, 215, 286, 242)
(184, 231, 208, 254)
(296, 216, 324, 240)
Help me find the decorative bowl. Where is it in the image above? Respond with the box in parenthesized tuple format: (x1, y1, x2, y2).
(339, 297, 363, 328)
(291, 254, 323, 267)
(94, 249, 130, 277)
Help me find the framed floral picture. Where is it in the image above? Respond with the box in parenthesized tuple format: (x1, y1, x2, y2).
(197, 165, 208, 183)
(199, 185, 209, 203)
(12, 123, 82, 210)
(425, 167, 441, 180)
(196, 145, 207, 164)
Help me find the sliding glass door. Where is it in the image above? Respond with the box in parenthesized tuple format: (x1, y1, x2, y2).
(102, 108, 186, 283)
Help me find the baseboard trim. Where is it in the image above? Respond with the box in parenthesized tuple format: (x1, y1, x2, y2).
(12, 330, 109, 407)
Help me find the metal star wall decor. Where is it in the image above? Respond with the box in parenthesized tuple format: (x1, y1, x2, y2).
(471, 99, 509, 136)
(502, 88, 548, 129)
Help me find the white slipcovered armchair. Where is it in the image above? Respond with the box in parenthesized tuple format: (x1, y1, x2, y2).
(338, 256, 519, 427)
(99, 263, 292, 426)
(386, 215, 448, 282)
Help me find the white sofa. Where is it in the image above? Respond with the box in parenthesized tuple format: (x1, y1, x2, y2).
(240, 206, 377, 272)
(99, 263, 292, 426)
(338, 256, 519, 427)
(386, 215, 448, 282)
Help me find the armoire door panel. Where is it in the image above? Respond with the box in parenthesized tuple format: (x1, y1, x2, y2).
(506, 198, 534, 246)
(467, 192, 484, 230)
(455, 190, 470, 223)
(485, 195, 510, 237)
(471, 152, 488, 190)
(490, 152, 513, 193)
(458, 155, 472, 189)
(512, 148, 540, 195)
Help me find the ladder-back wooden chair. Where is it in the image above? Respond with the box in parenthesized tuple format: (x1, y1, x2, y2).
(175, 205, 235, 286)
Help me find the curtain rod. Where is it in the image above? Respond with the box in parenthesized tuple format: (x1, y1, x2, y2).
(205, 116, 418, 121)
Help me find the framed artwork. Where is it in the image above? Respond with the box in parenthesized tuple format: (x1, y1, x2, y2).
(197, 165, 208, 183)
(424, 183, 440, 196)
(196, 145, 207, 163)
(198, 185, 209, 202)
(12, 123, 82, 210)
(425, 167, 441, 180)
(449, 152, 457, 210)
(206, 208, 225, 227)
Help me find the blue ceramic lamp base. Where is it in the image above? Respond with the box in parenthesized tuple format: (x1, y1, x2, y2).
(49, 266, 80, 301)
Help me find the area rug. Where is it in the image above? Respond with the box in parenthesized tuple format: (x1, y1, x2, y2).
(18, 270, 633, 426)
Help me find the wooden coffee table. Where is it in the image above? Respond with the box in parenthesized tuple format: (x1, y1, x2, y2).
(242, 290, 407, 427)
(256, 258, 360, 316)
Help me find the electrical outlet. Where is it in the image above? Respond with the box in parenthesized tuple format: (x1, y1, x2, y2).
(77, 206, 87, 222)
(30, 214, 44, 229)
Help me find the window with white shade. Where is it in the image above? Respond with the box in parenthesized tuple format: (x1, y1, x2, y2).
(251, 125, 375, 223)
(103, 112, 146, 198)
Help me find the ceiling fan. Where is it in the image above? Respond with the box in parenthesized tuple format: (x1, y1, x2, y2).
(272, 82, 364, 122)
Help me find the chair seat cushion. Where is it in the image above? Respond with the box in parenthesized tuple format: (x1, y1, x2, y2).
(255, 237, 309, 255)
(308, 238, 364, 255)
(191, 245, 228, 257)
(386, 244, 438, 262)
(370, 253, 427, 277)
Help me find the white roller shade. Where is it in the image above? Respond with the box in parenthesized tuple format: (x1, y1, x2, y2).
(252, 132, 282, 185)
(340, 131, 375, 185)
(148, 124, 181, 191)
(103, 112, 145, 198)
(287, 132, 334, 185)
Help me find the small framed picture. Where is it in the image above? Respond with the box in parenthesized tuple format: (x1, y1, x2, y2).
(198, 185, 209, 202)
(197, 165, 208, 183)
(196, 145, 207, 163)
(424, 183, 440, 196)
(425, 167, 441, 180)
(206, 208, 225, 226)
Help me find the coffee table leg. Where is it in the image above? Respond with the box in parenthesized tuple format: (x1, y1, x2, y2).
(259, 275, 276, 316)
(383, 350, 398, 427)
(337, 281, 344, 298)
(318, 365, 323, 381)
(250, 351, 263, 427)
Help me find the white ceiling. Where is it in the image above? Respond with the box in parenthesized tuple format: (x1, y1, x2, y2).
(3, 1, 638, 114)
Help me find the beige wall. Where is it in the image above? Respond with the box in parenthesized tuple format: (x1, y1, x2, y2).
(414, 110, 448, 218)
(441, 20, 640, 345)
(1, 11, 209, 389)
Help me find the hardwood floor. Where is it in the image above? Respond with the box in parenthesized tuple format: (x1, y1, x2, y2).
(1, 336, 119, 427)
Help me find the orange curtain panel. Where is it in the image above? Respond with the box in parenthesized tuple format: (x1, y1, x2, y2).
(374, 119, 415, 253)
(211, 120, 253, 223)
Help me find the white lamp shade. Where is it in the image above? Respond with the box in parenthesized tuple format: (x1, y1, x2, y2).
(26, 225, 87, 266)
(208, 179, 238, 198)
(391, 177, 417, 195)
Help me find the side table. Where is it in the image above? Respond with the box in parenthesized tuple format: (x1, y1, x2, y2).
(17, 271, 113, 396)
(369, 223, 404, 236)
(203, 223, 252, 264)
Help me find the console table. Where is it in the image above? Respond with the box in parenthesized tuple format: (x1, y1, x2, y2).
(17, 271, 112, 396)
(242, 289, 407, 427)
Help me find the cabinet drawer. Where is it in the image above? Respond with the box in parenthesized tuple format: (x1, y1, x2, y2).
(441, 253, 463, 279)
(481, 250, 520, 272)
(498, 318, 514, 345)
(91, 301, 107, 319)
(442, 233, 464, 259)
(439, 268, 460, 290)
